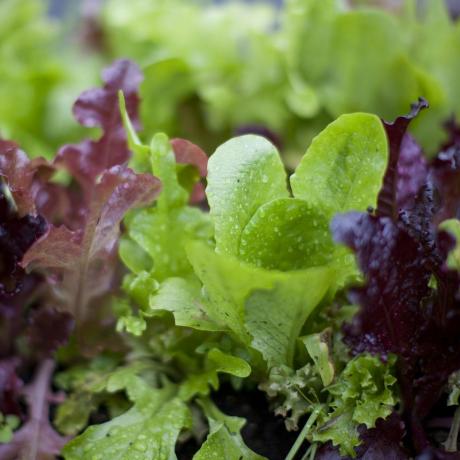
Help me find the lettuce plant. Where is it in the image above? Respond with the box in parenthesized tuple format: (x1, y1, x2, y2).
(58, 90, 395, 459)
(2, 57, 460, 459)
(0, 59, 160, 459)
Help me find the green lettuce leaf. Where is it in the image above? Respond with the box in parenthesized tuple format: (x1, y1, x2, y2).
(124, 133, 213, 282)
(185, 241, 274, 344)
(290, 113, 388, 218)
(0, 414, 19, 444)
(439, 219, 460, 271)
(301, 329, 335, 387)
(148, 276, 222, 331)
(179, 348, 251, 401)
(54, 357, 143, 436)
(312, 354, 398, 457)
(187, 242, 332, 368)
(244, 268, 332, 369)
(207, 134, 288, 257)
(239, 198, 332, 270)
(194, 398, 266, 460)
(259, 364, 322, 431)
(118, 98, 213, 284)
(62, 377, 191, 460)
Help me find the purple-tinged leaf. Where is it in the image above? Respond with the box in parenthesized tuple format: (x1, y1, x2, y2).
(0, 359, 22, 416)
(0, 140, 52, 217)
(22, 167, 161, 324)
(396, 134, 428, 211)
(0, 273, 44, 363)
(56, 59, 143, 190)
(316, 413, 408, 460)
(376, 98, 428, 220)
(0, 359, 68, 460)
(34, 182, 85, 231)
(171, 138, 207, 177)
(171, 137, 208, 203)
(27, 308, 74, 356)
(331, 211, 431, 357)
(0, 187, 47, 295)
(0, 137, 83, 231)
(446, 0, 460, 21)
(415, 448, 460, 460)
(333, 188, 460, 453)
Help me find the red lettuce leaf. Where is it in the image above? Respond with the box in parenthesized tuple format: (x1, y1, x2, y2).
(171, 137, 208, 203)
(171, 138, 207, 177)
(0, 276, 39, 359)
(331, 211, 432, 358)
(0, 359, 68, 460)
(333, 201, 460, 452)
(22, 166, 160, 323)
(0, 186, 47, 295)
(316, 413, 408, 460)
(55, 59, 143, 190)
(27, 308, 74, 357)
(0, 149, 73, 359)
(376, 98, 428, 220)
(0, 140, 53, 217)
(333, 106, 460, 453)
(35, 182, 85, 231)
(0, 359, 22, 416)
(0, 138, 83, 231)
(396, 134, 428, 211)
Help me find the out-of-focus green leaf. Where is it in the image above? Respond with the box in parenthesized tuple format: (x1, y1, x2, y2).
(54, 357, 139, 436)
(440, 219, 460, 270)
(0, 414, 20, 444)
(448, 370, 460, 406)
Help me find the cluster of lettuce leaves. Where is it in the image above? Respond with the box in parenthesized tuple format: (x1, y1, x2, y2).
(3, 58, 460, 459)
(98, 0, 460, 157)
(4, 0, 460, 164)
(7, 0, 460, 164)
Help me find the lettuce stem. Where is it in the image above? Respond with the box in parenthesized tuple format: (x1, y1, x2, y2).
(445, 406, 460, 452)
(285, 405, 322, 460)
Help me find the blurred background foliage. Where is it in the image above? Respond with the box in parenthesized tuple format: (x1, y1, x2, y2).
(2, 0, 460, 164)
